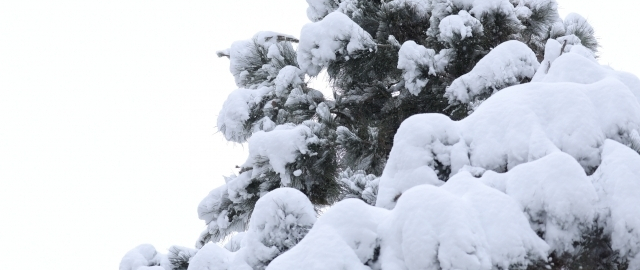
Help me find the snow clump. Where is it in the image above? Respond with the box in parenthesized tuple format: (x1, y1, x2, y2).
(191, 188, 316, 270)
(397, 41, 451, 95)
(267, 199, 388, 270)
(445, 40, 540, 105)
(591, 140, 640, 269)
(298, 12, 376, 76)
(120, 244, 169, 270)
(438, 10, 483, 44)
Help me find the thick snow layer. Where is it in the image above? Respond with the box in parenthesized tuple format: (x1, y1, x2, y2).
(438, 10, 482, 44)
(531, 39, 563, 81)
(266, 225, 370, 270)
(224, 232, 246, 252)
(298, 12, 376, 76)
(535, 50, 640, 103)
(377, 184, 492, 270)
(313, 199, 389, 263)
(378, 51, 640, 210)
(268, 199, 388, 269)
(591, 140, 640, 268)
(120, 244, 169, 270)
(443, 173, 549, 268)
(445, 40, 539, 104)
(376, 113, 455, 209)
(272, 182, 549, 269)
(187, 243, 232, 270)
(397, 41, 450, 95)
(483, 153, 598, 253)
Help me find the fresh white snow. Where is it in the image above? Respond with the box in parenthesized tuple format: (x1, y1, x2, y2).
(298, 12, 376, 76)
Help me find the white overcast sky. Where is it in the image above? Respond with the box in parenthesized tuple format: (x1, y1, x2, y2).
(0, 1, 638, 270)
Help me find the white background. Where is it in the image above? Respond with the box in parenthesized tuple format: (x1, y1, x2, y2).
(0, 1, 637, 269)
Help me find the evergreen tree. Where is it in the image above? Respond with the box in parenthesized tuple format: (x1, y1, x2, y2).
(203, 0, 599, 245)
(120, 1, 624, 270)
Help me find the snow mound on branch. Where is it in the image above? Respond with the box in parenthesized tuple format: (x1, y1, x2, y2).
(231, 188, 316, 270)
(446, 40, 539, 104)
(397, 41, 450, 95)
(469, 0, 518, 18)
(376, 175, 548, 269)
(226, 31, 297, 88)
(120, 244, 169, 270)
(482, 153, 598, 253)
(438, 10, 482, 44)
(443, 173, 550, 268)
(194, 188, 316, 270)
(242, 125, 317, 186)
(266, 226, 370, 270)
(338, 169, 380, 205)
(306, 0, 339, 22)
(187, 243, 232, 270)
(217, 86, 272, 143)
(197, 183, 234, 242)
(377, 184, 492, 270)
(247, 188, 316, 252)
(536, 51, 640, 103)
(273, 66, 304, 98)
(298, 12, 376, 76)
(271, 183, 547, 269)
(312, 199, 388, 263)
(591, 140, 640, 268)
(267, 199, 388, 269)
(217, 31, 305, 143)
(378, 51, 640, 210)
(376, 113, 455, 209)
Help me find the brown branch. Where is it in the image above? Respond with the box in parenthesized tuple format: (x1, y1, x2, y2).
(546, 40, 568, 73)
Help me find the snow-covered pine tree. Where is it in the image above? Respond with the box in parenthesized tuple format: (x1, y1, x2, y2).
(202, 0, 600, 249)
